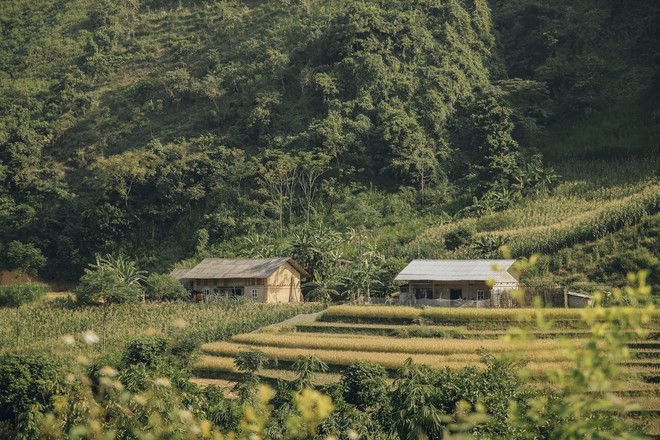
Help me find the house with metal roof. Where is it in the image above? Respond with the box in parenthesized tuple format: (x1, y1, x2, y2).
(171, 257, 309, 303)
(395, 259, 519, 307)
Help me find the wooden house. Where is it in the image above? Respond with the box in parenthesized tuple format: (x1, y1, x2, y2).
(175, 257, 309, 303)
(395, 259, 519, 307)
(170, 268, 192, 290)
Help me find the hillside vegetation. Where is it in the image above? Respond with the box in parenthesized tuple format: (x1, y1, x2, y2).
(0, 0, 658, 289)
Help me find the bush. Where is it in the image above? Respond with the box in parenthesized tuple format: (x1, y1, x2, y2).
(144, 273, 189, 301)
(444, 224, 475, 250)
(4, 241, 46, 277)
(340, 362, 388, 411)
(122, 336, 169, 368)
(75, 270, 142, 305)
(0, 283, 48, 307)
(0, 353, 64, 424)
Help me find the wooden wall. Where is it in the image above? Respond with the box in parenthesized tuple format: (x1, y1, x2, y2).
(265, 262, 303, 303)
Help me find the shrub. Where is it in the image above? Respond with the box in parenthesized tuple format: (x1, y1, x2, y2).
(144, 273, 189, 301)
(0, 353, 64, 429)
(0, 283, 48, 307)
(234, 349, 268, 373)
(444, 224, 475, 250)
(122, 336, 168, 368)
(340, 362, 389, 411)
(75, 270, 142, 305)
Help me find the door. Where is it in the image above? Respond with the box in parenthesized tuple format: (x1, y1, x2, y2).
(449, 289, 462, 300)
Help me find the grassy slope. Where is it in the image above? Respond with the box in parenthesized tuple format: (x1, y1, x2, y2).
(410, 154, 660, 289)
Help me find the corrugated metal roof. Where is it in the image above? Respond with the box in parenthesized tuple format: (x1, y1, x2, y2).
(170, 268, 191, 280)
(395, 259, 518, 282)
(184, 257, 308, 279)
(568, 291, 593, 299)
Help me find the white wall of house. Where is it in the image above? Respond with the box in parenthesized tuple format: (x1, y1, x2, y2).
(400, 280, 519, 306)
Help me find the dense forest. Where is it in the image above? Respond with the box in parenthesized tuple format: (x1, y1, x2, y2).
(1, 0, 658, 287)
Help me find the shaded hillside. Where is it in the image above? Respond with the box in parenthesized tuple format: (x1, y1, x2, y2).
(0, 0, 658, 282)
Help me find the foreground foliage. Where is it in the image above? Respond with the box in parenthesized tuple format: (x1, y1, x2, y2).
(0, 270, 655, 438)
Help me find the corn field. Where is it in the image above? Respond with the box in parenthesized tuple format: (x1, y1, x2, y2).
(411, 157, 660, 258)
(0, 299, 323, 356)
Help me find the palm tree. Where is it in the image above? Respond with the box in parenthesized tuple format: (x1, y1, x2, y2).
(303, 272, 339, 303)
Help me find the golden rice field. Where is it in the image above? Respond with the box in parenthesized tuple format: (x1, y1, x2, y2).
(193, 303, 660, 423)
(195, 307, 660, 377)
(291, 321, 613, 338)
(320, 304, 660, 326)
(228, 332, 585, 355)
(197, 346, 579, 373)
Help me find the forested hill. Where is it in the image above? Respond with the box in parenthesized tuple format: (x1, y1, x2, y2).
(1, 0, 658, 282)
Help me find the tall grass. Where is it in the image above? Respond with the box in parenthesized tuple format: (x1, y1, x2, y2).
(0, 283, 49, 307)
(0, 300, 323, 356)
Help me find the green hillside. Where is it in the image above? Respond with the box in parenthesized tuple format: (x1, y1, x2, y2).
(0, 0, 658, 288)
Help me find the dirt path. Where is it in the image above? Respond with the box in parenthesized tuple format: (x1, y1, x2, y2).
(276, 311, 324, 326)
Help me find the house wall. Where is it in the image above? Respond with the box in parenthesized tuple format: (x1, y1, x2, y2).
(491, 281, 519, 307)
(265, 262, 303, 303)
(402, 281, 492, 301)
(187, 264, 305, 303)
(400, 280, 519, 306)
(192, 278, 265, 301)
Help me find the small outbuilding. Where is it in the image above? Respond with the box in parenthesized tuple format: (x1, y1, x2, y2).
(567, 291, 594, 308)
(395, 259, 519, 307)
(176, 257, 309, 303)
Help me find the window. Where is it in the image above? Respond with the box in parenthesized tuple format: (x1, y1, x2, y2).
(251, 289, 258, 299)
(477, 290, 484, 300)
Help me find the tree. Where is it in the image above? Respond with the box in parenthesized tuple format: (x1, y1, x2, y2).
(390, 358, 446, 440)
(233, 349, 268, 404)
(303, 272, 340, 304)
(380, 103, 444, 198)
(290, 224, 343, 281)
(296, 152, 330, 225)
(341, 229, 384, 302)
(91, 150, 158, 208)
(292, 355, 328, 391)
(467, 95, 523, 196)
(256, 152, 298, 235)
(75, 255, 144, 351)
(5, 241, 46, 278)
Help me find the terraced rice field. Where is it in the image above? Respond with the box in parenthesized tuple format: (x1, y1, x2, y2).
(194, 304, 660, 432)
